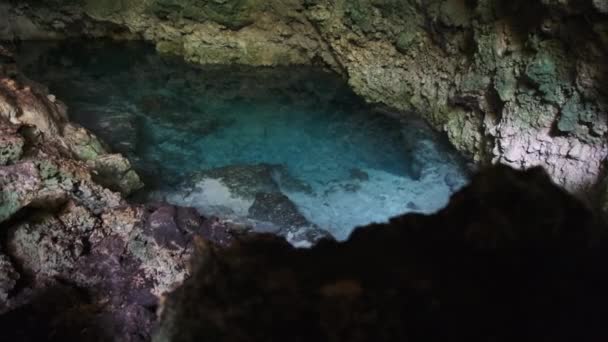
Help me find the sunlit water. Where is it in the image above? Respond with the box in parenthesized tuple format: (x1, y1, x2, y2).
(19, 41, 469, 243)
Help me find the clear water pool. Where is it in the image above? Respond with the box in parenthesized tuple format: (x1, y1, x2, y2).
(19, 41, 469, 243)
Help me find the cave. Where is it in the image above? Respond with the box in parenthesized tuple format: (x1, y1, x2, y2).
(0, 1, 607, 341)
(16, 40, 469, 243)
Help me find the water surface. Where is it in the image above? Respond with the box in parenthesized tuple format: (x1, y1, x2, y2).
(19, 41, 469, 243)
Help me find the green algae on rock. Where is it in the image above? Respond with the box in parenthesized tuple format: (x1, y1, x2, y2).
(0, 48, 143, 197)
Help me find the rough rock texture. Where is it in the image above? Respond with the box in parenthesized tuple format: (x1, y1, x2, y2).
(0, 199, 237, 341)
(0, 44, 236, 341)
(155, 165, 608, 342)
(4, 0, 606, 203)
(0, 46, 143, 196)
(0, 2, 137, 40)
(306, 1, 608, 200)
(249, 192, 310, 228)
(1, 1, 338, 67)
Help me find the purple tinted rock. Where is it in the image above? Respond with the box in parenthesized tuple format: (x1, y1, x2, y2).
(199, 217, 235, 247)
(176, 207, 204, 234)
(146, 206, 187, 249)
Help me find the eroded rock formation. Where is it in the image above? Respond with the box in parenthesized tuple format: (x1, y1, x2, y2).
(0, 44, 233, 341)
(2, 0, 607, 202)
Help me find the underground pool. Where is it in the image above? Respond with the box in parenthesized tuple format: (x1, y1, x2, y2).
(18, 41, 470, 244)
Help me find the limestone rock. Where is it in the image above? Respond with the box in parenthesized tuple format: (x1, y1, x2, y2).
(0, 45, 144, 201)
(62, 123, 108, 161)
(248, 192, 310, 228)
(0, 76, 67, 135)
(0, 253, 19, 304)
(593, 0, 608, 14)
(0, 161, 43, 222)
(0, 122, 24, 165)
(193, 164, 282, 199)
(91, 153, 144, 196)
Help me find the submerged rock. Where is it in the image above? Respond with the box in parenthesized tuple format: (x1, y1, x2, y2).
(156, 163, 329, 245)
(193, 164, 283, 199)
(248, 192, 311, 228)
(158, 163, 313, 222)
(157, 164, 278, 219)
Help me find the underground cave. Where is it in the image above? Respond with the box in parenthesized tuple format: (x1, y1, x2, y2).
(0, 1, 607, 341)
(17, 40, 469, 243)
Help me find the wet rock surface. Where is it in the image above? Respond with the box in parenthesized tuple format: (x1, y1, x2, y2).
(155, 165, 608, 342)
(248, 192, 310, 228)
(192, 164, 284, 200)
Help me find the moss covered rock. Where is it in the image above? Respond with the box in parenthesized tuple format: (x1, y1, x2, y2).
(90, 153, 144, 196)
(149, 0, 260, 29)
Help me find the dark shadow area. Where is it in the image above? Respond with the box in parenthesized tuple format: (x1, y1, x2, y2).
(0, 285, 114, 342)
(157, 166, 608, 341)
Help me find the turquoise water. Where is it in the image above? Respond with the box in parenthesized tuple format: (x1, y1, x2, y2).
(19, 41, 469, 243)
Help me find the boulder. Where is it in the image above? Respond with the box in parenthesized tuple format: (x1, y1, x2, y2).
(90, 154, 144, 196)
(248, 192, 310, 228)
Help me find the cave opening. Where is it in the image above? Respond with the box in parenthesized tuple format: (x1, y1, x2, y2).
(17, 40, 469, 244)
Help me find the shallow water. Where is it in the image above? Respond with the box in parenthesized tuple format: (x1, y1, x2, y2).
(19, 41, 469, 243)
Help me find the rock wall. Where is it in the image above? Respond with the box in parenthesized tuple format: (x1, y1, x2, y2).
(0, 44, 235, 341)
(312, 0, 608, 197)
(2, 0, 607, 204)
(0, 46, 143, 196)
